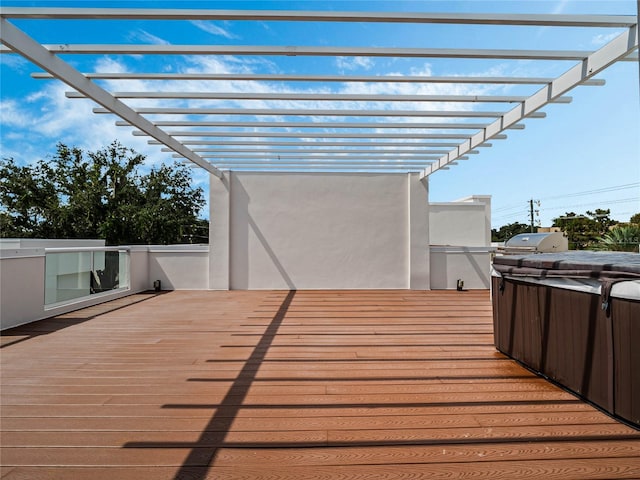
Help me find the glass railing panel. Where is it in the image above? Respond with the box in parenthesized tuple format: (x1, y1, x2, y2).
(44, 251, 92, 305)
(44, 248, 130, 307)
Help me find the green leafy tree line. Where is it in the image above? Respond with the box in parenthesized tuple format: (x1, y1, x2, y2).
(492, 210, 639, 252)
(491, 222, 531, 242)
(552, 209, 617, 250)
(0, 142, 207, 245)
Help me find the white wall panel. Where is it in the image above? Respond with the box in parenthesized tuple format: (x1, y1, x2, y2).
(211, 172, 428, 290)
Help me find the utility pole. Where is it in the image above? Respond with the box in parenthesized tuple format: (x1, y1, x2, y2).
(529, 199, 534, 233)
(529, 199, 540, 232)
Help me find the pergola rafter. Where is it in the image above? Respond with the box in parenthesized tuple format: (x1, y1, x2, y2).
(0, 6, 637, 175)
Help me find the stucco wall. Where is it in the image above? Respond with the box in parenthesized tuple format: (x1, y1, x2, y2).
(429, 246, 492, 289)
(429, 195, 491, 247)
(428, 195, 492, 290)
(0, 244, 209, 331)
(210, 172, 429, 290)
(148, 246, 209, 290)
(0, 250, 46, 330)
(0, 249, 137, 331)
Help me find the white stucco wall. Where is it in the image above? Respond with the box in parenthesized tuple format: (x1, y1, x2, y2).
(429, 246, 492, 289)
(0, 247, 140, 331)
(428, 195, 492, 290)
(148, 245, 209, 290)
(429, 195, 491, 247)
(210, 171, 429, 290)
(129, 246, 150, 292)
(0, 249, 46, 330)
(0, 244, 210, 331)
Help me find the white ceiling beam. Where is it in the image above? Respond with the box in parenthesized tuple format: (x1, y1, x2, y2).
(45, 44, 594, 60)
(1, 8, 634, 27)
(136, 131, 479, 139)
(181, 154, 443, 160)
(166, 148, 464, 155)
(31, 72, 606, 86)
(0, 18, 222, 177)
(71, 91, 572, 103)
(159, 141, 491, 148)
(215, 167, 427, 171)
(180, 158, 451, 165)
(220, 167, 423, 172)
(199, 160, 435, 167)
(99, 107, 541, 118)
(116, 120, 525, 130)
(149, 135, 507, 144)
(422, 26, 639, 178)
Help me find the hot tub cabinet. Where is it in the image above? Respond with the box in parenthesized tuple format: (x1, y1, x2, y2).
(492, 252, 640, 427)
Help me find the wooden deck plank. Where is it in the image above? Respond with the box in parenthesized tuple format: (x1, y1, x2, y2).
(1, 289, 639, 480)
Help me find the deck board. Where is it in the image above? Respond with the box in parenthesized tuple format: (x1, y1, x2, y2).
(1, 289, 639, 480)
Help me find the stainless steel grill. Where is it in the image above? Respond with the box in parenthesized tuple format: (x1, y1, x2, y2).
(498, 232, 568, 255)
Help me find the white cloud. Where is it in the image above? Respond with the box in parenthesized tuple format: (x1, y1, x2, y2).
(552, 0, 570, 14)
(1, 43, 516, 174)
(0, 99, 33, 128)
(0, 54, 29, 72)
(191, 21, 239, 39)
(592, 32, 620, 46)
(94, 57, 128, 73)
(129, 29, 170, 45)
(336, 56, 375, 71)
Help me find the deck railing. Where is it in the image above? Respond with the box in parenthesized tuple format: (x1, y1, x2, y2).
(44, 247, 130, 307)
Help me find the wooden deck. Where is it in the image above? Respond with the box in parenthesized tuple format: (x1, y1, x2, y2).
(1, 290, 639, 479)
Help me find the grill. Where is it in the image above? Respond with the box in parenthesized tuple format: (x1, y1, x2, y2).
(498, 232, 568, 255)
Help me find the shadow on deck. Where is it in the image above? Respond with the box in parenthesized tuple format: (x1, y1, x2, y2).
(1, 290, 639, 479)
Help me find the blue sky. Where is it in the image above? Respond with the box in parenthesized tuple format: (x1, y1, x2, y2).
(1, 0, 638, 227)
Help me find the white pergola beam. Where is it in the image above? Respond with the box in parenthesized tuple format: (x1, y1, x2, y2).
(166, 148, 466, 155)
(116, 120, 525, 130)
(182, 155, 444, 160)
(3, 7, 632, 176)
(70, 91, 573, 103)
(1, 8, 634, 27)
(99, 107, 539, 118)
(136, 131, 479, 139)
(44, 44, 599, 60)
(0, 18, 222, 178)
(221, 167, 423, 172)
(422, 26, 639, 177)
(215, 167, 425, 171)
(149, 136, 507, 145)
(31, 72, 606, 86)
(180, 158, 451, 165)
(159, 141, 491, 148)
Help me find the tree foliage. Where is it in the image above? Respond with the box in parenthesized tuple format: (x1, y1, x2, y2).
(552, 209, 617, 250)
(597, 224, 640, 253)
(491, 222, 531, 242)
(630, 212, 640, 225)
(0, 142, 206, 245)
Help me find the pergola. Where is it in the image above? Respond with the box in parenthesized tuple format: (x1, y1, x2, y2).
(1, 7, 638, 178)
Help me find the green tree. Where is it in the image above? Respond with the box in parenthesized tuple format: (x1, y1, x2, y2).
(597, 224, 640, 253)
(629, 212, 640, 225)
(0, 142, 206, 245)
(491, 222, 530, 242)
(552, 209, 617, 250)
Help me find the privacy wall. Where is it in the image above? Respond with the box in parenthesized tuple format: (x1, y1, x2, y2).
(209, 172, 429, 290)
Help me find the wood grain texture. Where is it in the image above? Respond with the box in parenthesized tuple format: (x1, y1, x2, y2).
(2, 289, 639, 480)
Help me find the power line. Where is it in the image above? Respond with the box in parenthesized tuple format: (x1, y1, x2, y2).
(541, 197, 640, 212)
(492, 183, 640, 214)
(539, 183, 640, 201)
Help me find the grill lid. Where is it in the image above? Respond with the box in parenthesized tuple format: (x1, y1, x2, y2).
(503, 232, 568, 252)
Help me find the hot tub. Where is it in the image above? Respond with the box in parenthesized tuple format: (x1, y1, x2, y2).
(492, 252, 640, 427)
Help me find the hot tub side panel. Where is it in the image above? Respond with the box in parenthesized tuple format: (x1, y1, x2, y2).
(612, 298, 640, 426)
(492, 277, 614, 416)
